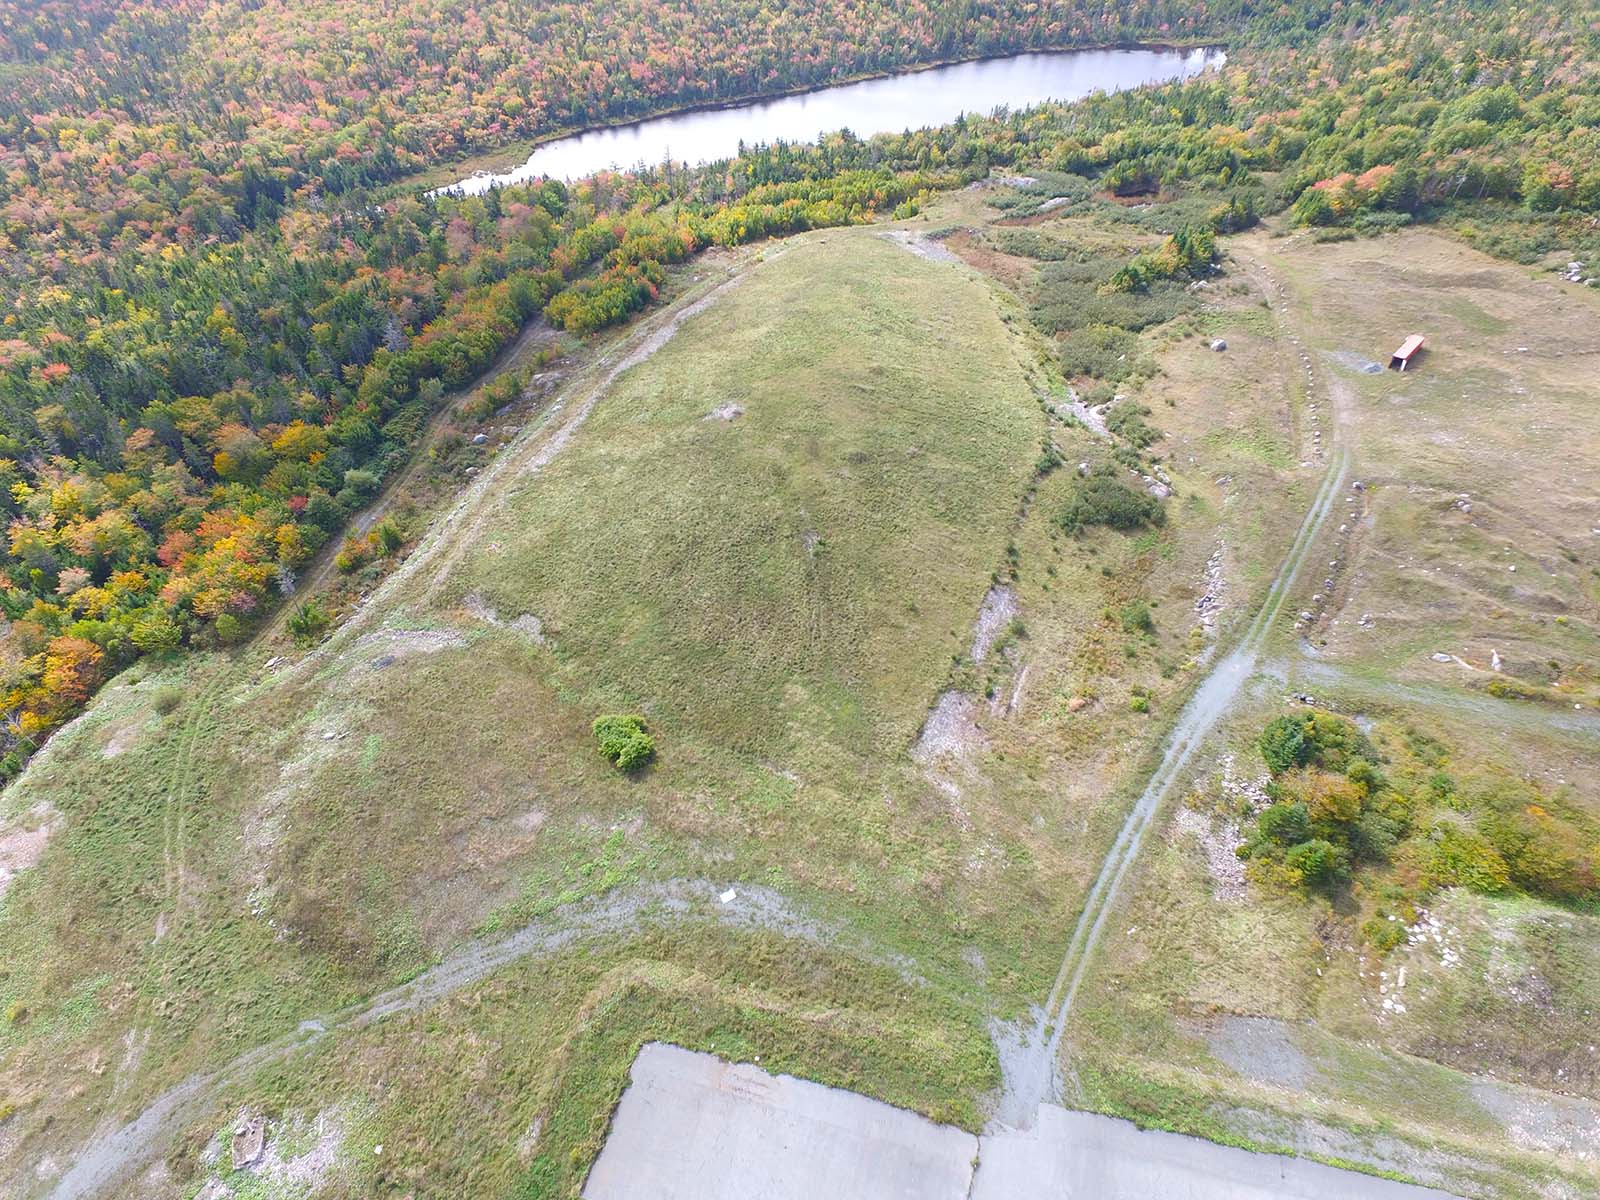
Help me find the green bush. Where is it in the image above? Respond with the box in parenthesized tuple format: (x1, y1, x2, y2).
(1361, 915, 1407, 952)
(1480, 806, 1599, 902)
(1119, 599, 1155, 634)
(1256, 801, 1312, 848)
(1057, 472, 1164, 535)
(372, 521, 403, 555)
(1285, 837, 1349, 887)
(1105, 401, 1159, 449)
(1056, 324, 1148, 381)
(287, 599, 333, 647)
(1410, 822, 1512, 893)
(1258, 711, 1375, 775)
(592, 714, 656, 772)
(1259, 715, 1307, 773)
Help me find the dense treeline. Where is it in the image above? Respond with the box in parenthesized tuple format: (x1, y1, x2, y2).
(4, 0, 1600, 773)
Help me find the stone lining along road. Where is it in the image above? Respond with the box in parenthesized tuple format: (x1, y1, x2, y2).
(584, 1043, 1461, 1200)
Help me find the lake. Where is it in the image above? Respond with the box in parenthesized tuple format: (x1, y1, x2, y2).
(440, 46, 1225, 193)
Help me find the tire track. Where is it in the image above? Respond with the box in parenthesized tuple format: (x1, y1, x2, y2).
(46, 881, 832, 1200)
(993, 254, 1350, 1129)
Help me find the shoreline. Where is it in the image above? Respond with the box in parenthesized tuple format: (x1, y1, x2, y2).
(409, 40, 1228, 192)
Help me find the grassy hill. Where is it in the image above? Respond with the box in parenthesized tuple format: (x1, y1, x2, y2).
(0, 231, 1051, 1196)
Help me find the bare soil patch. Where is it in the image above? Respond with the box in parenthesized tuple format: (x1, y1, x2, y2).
(0, 803, 60, 900)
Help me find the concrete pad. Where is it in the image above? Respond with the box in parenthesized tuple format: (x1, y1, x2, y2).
(971, 1104, 1459, 1200)
(582, 1043, 978, 1200)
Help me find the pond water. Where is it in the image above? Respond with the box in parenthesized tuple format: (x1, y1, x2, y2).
(441, 45, 1225, 193)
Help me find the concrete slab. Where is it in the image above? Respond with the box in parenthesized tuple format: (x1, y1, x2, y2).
(585, 1046, 1467, 1200)
(971, 1104, 1459, 1200)
(581, 1043, 978, 1200)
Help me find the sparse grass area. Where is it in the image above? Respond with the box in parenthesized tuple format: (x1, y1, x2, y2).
(1069, 226, 1600, 1200)
(176, 926, 997, 1199)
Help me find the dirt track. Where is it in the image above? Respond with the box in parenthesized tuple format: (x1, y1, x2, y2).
(44, 882, 827, 1200)
(992, 254, 1353, 1127)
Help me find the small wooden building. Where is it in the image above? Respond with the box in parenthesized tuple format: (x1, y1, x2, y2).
(1389, 334, 1425, 371)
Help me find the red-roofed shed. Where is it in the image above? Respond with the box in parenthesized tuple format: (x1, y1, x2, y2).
(1389, 334, 1425, 371)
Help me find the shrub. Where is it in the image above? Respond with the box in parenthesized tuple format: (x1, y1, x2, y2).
(1258, 711, 1375, 775)
(151, 685, 184, 715)
(1255, 801, 1312, 848)
(1105, 401, 1159, 449)
(130, 614, 182, 654)
(1282, 768, 1365, 828)
(374, 520, 404, 555)
(1480, 808, 1598, 902)
(1057, 473, 1164, 535)
(1119, 599, 1154, 634)
(1259, 715, 1307, 773)
(592, 714, 656, 772)
(1361, 915, 1407, 952)
(1409, 822, 1512, 893)
(287, 599, 333, 646)
(1057, 324, 1149, 382)
(1286, 838, 1349, 887)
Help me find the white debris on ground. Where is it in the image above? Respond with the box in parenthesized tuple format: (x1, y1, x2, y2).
(970, 585, 1018, 664)
(1378, 964, 1409, 1015)
(1407, 908, 1461, 965)
(913, 693, 987, 765)
(463, 590, 550, 646)
(881, 228, 959, 263)
(1173, 806, 1247, 901)
(1559, 260, 1592, 285)
(0, 803, 61, 901)
(1141, 468, 1172, 500)
(1195, 544, 1226, 630)
(1374, 908, 1463, 1019)
(1056, 389, 1110, 440)
(1217, 751, 1272, 811)
(1177, 754, 1269, 901)
(198, 1108, 350, 1198)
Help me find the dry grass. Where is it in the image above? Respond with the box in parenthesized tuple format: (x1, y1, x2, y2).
(1069, 227, 1600, 1200)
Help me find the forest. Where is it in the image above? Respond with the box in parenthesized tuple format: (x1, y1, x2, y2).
(3, 0, 1600, 775)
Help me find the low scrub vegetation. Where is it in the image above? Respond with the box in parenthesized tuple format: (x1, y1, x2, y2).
(1057, 468, 1165, 535)
(1238, 712, 1599, 948)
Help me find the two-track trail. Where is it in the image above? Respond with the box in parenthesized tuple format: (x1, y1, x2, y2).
(994, 254, 1351, 1129)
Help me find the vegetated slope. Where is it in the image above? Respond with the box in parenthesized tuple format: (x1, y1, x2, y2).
(0, 231, 1043, 1197)
(451, 236, 1029, 769)
(9, 0, 1600, 772)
